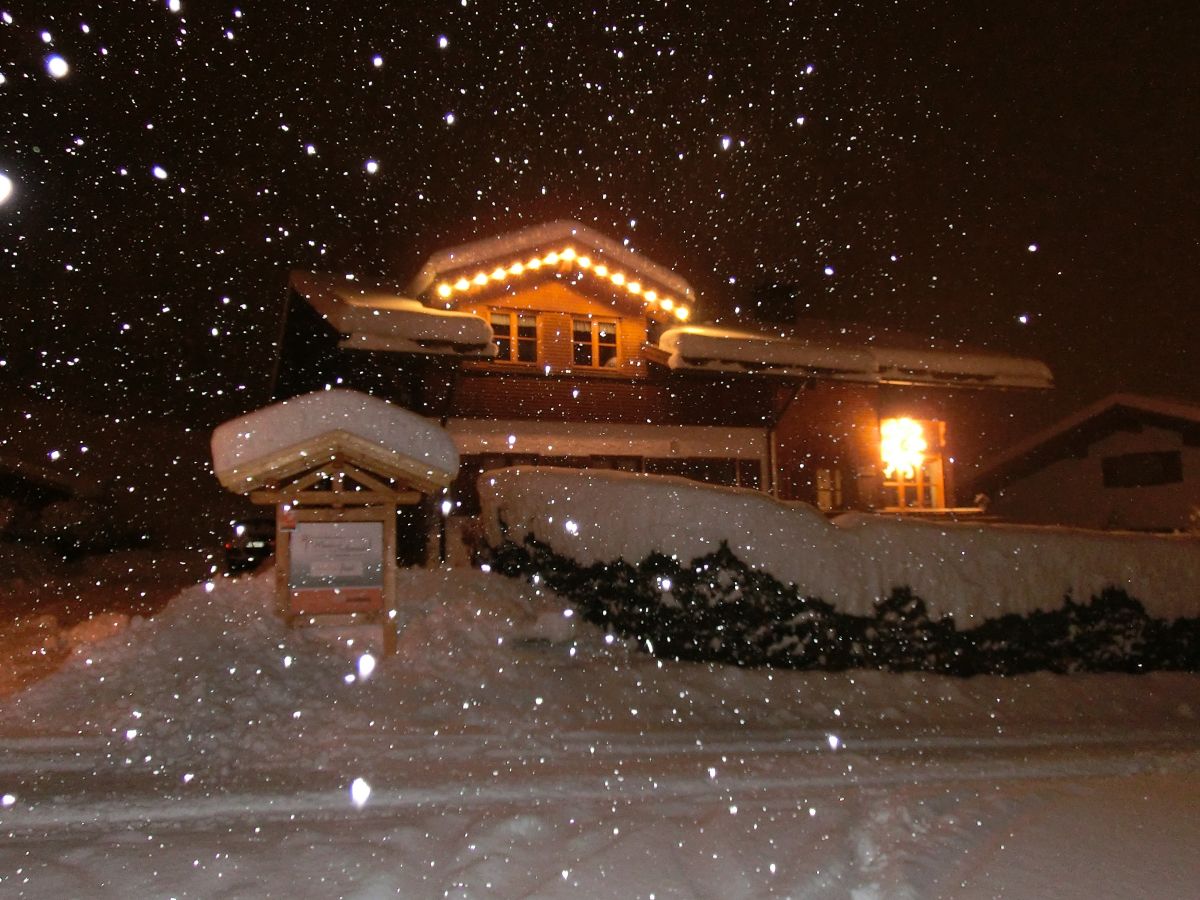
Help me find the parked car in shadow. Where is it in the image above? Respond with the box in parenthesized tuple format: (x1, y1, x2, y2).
(224, 517, 275, 573)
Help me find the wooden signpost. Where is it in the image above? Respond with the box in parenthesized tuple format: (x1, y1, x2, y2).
(216, 428, 454, 654)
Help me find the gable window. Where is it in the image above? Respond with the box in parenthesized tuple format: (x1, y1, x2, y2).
(491, 312, 537, 363)
(1101, 451, 1182, 488)
(573, 318, 619, 368)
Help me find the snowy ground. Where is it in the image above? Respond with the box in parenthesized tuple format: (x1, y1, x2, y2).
(2, 565, 1199, 898)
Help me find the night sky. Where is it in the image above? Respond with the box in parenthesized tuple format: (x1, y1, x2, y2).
(2, 1, 1197, 504)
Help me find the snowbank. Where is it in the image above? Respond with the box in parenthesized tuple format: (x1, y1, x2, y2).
(479, 467, 1200, 621)
(211, 389, 459, 492)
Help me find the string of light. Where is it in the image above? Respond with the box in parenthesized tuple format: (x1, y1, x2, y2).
(433, 246, 690, 321)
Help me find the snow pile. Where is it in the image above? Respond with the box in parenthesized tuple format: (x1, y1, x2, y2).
(480, 467, 1200, 621)
(0, 567, 592, 772)
(211, 388, 459, 491)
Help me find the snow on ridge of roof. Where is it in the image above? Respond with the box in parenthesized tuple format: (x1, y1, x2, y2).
(211, 389, 460, 493)
(975, 392, 1200, 488)
(658, 324, 1053, 388)
(659, 324, 876, 377)
(290, 271, 494, 356)
(406, 219, 696, 302)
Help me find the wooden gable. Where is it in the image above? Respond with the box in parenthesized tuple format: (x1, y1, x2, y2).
(217, 429, 455, 498)
(452, 279, 649, 374)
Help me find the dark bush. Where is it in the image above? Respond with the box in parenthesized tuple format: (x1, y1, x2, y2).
(481, 535, 1200, 676)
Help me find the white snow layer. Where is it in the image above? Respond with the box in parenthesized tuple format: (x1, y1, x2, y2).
(659, 324, 875, 376)
(290, 270, 494, 354)
(479, 467, 1200, 621)
(659, 324, 1054, 388)
(211, 389, 460, 488)
(407, 218, 697, 301)
(3, 567, 1199, 897)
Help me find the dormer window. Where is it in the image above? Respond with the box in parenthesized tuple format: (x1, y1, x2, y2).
(573, 318, 619, 368)
(491, 311, 537, 363)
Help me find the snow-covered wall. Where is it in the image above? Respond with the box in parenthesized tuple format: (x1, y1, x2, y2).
(479, 468, 1200, 622)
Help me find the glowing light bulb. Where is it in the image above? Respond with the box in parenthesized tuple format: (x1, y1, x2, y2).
(472, 272, 488, 286)
(577, 256, 591, 269)
(508, 262, 524, 275)
(454, 278, 470, 291)
(643, 289, 657, 303)
(0, 174, 12, 205)
(627, 281, 642, 295)
(544, 251, 560, 265)
(610, 271, 625, 285)
(436, 283, 452, 298)
(660, 297, 674, 311)
(490, 267, 506, 280)
(594, 264, 609, 277)
(527, 257, 542, 270)
(560, 247, 576, 261)
(674, 306, 690, 321)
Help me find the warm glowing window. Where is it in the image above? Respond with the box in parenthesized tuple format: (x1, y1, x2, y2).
(491, 311, 537, 363)
(572, 318, 619, 368)
(880, 417, 945, 509)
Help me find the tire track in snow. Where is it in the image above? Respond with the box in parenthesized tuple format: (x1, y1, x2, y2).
(2, 730, 1198, 835)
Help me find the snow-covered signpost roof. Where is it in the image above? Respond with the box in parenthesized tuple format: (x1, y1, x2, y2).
(211, 389, 459, 495)
(211, 389, 461, 654)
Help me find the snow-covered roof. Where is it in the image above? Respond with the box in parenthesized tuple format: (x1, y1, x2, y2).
(212, 389, 460, 494)
(975, 393, 1200, 492)
(0, 454, 79, 503)
(658, 325, 877, 379)
(407, 219, 696, 305)
(869, 346, 1054, 389)
(658, 325, 1054, 389)
(290, 271, 495, 357)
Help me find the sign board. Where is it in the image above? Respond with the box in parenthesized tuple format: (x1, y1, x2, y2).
(288, 520, 384, 614)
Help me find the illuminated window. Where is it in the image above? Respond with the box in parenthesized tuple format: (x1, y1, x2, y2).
(880, 417, 945, 509)
(490, 311, 537, 363)
(572, 318, 619, 368)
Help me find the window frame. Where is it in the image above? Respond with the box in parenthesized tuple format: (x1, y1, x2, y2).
(489, 310, 539, 364)
(571, 317, 620, 369)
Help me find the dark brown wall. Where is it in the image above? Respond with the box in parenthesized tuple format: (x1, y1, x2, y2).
(447, 367, 783, 428)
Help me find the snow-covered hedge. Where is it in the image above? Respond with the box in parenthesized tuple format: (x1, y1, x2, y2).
(484, 536, 1200, 674)
(479, 468, 1200, 622)
(478, 468, 1200, 674)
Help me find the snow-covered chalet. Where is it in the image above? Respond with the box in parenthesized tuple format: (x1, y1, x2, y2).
(271, 220, 1052, 542)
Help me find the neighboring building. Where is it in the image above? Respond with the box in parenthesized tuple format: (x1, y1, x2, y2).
(972, 394, 1200, 532)
(0, 454, 74, 535)
(272, 220, 1052, 551)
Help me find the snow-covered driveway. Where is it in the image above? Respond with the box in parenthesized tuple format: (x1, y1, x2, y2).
(2, 568, 1198, 897)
